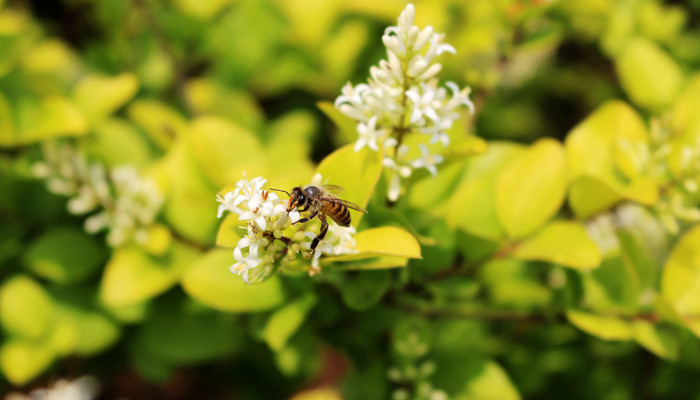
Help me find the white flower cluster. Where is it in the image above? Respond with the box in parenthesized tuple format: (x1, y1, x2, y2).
(4, 375, 99, 400)
(217, 173, 358, 283)
(335, 3, 474, 201)
(388, 330, 447, 400)
(32, 141, 163, 247)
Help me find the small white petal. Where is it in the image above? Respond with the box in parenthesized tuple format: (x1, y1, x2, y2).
(388, 173, 401, 201)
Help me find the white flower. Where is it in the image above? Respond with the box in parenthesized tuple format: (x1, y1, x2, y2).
(327, 224, 358, 255)
(216, 189, 243, 218)
(383, 145, 413, 201)
(411, 145, 443, 176)
(406, 87, 440, 124)
(230, 245, 262, 276)
(355, 116, 387, 152)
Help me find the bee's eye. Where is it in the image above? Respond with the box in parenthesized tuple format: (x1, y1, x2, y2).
(297, 194, 306, 205)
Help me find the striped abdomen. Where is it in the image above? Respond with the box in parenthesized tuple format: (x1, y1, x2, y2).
(321, 201, 351, 227)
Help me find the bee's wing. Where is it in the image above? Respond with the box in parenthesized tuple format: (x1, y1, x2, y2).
(321, 196, 368, 213)
(321, 184, 344, 195)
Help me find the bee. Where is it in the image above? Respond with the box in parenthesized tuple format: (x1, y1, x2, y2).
(270, 185, 367, 255)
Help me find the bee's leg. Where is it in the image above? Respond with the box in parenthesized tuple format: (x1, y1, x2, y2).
(310, 215, 328, 255)
(293, 210, 317, 225)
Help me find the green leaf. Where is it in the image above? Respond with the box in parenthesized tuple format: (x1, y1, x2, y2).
(100, 243, 198, 307)
(316, 144, 383, 227)
(73, 73, 139, 124)
(317, 101, 357, 146)
(407, 160, 466, 211)
(632, 321, 679, 360)
(0, 275, 53, 339)
(583, 255, 641, 313)
(512, 221, 602, 270)
(566, 310, 633, 340)
(661, 225, 700, 337)
(449, 142, 525, 240)
(615, 37, 684, 111)
(0, 339, 55, 385)
(103, 300, 150, 324)
(496, 138, 567, 238)
(180, 248, 285, 312)
(480, 258, 551, 309)
(340, 270, 391, 310)
(133, 299, 242, 364)
(23, 227, 104, 284)
(262, 293, 317, 351)
(0, 91, 14, 142)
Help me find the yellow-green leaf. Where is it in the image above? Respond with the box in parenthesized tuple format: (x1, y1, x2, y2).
(568, 175, 624, 218)
(496, 138, 567, 238)
(565, 101, 658, 217)
(454, 360, 521, 400)
(81, 117, 153, 168)
(2, 96, 88, 146)
(100, 243, 198, 307)
(449, 142, 524, 240)
(73, 73, 139, 124)
(173, 0, 235, 20)
(321, 227, 420, 270)
(0, 275, 53, 339)
(566, 310, 633, 340)
(128, 100, 187, 149)
(661, 225, 700, 337)
(0, 339, 55, 385)
(616, 37, 684, 111)
(671, 73, 700, 141)
(262, 293, 317, 351)
(180, 249, 285, 312)
(48, 303, 121, 356)
(187, 116, 264, 187)
(322, 254, 409, 270)
(316, 144, 382, 227)
(161, 138, 219, 245)
(632, 321, 678, 360)
(215, 213, 243, 248)
(354, 227, 421, 258)
(512, 221, 602, 270)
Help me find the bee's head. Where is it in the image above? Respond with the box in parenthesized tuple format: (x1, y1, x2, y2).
(287, 186, 306, 212)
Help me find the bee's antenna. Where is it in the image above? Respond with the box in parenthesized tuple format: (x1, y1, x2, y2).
(269, 188, 291, 197)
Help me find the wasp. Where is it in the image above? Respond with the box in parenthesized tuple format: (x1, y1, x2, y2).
(270, 185, 367, 255)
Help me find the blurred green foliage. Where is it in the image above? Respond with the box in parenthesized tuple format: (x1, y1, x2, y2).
(2, 0, 700, 399)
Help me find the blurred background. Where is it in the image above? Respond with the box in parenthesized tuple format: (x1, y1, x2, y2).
(2, 0, 700, 399)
